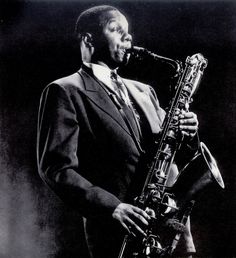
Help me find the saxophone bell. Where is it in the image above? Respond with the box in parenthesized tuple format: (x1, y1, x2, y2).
(172, 142, 225, 208)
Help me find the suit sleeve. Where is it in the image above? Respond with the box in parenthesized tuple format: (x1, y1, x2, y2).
(37, 83, 121, 218)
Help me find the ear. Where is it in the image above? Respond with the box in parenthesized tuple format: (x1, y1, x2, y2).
(82, 33, 94, 48)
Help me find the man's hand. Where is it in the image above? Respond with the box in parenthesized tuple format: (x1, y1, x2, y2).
(112, 203, 151, 237)
(178, 110, 199, 138)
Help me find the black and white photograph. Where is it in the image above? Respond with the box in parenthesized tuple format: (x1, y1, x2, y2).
(0, 0, 235, 257)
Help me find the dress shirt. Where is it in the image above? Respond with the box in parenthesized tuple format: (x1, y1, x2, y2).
(83, 62, 119, 95)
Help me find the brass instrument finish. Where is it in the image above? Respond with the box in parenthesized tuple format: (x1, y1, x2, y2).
(119, 48, 224, 258)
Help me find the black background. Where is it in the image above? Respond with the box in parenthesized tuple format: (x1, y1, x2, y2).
(0, 0, 236, 257)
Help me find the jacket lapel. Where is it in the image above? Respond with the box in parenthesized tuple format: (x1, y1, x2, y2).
(123, 79, 165, 134)
(78, 68, 132, 137)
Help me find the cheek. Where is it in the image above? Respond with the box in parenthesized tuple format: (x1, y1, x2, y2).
(107, 37, 119, 51)
(104, 33, 120, 50)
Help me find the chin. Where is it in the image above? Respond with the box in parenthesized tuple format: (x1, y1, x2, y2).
(119, 56, 130, 66)
(114, 53, 125, 62)
(109, 59, 123, 68)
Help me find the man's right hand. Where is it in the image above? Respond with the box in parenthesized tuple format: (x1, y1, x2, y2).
(112, 203, 151, 237)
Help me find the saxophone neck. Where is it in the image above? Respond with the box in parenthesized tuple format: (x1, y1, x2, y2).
(127, 46, 182, 76)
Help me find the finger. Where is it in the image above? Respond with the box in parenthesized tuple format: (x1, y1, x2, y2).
(179, 125, 198, 132)
(179, 111, 194, 118)
(126, 217, 146, 237)
(181, 131, 190, 137)
(174, 109, 180, 115)
(121, 222, 133, 235)
(179, 118, 198, 126)
(179, 113, 198, 124)
(132, 206, 151, 221)
(181, 131, 196, 138)
(145, 207, 156, 218)
(131, 211, 149, 226)
(189, 132, 196, 138)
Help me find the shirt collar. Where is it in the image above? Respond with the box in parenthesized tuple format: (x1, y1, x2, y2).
(83, 62, 118, 92)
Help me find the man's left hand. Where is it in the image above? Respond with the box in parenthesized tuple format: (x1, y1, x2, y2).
(178, 111, 198, 138)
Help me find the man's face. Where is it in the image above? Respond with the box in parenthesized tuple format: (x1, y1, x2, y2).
(93, 10, 132, 68)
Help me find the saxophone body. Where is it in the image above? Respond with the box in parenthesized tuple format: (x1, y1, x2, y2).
(119, 48, 225, 258)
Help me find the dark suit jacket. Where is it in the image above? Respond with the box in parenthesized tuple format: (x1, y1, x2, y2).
(37, 65, 199, 257)
(37, 65, 165, 216)
(37, 65, 165, 256)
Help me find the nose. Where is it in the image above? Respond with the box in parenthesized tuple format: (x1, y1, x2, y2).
(122, 32, 132, 47)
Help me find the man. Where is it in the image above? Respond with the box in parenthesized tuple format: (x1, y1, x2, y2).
(37, 5, 198, 258)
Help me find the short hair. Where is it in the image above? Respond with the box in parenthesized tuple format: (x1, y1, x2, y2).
(75, 5, 119, 41)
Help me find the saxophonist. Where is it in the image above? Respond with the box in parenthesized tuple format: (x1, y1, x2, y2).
(37, 5, 199, 258)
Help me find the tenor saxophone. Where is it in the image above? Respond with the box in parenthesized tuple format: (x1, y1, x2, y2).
(119, 47, 225, 258)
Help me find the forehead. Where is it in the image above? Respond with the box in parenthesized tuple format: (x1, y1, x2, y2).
(100, 10, 128, 28)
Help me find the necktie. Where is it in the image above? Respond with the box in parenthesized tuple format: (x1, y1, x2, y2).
(110, 70, 131, 106)
(110, 70, 142, 142)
